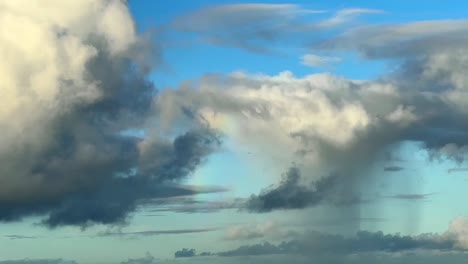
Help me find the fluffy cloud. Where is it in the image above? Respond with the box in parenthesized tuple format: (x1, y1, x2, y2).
(446, 216, 468, 250)
(174, 248, 196, 258)
(0, 0, 219, 227)
(245, 167, 346, 212)
(157, 41, 468, 206)
(208, 216, 468, 258)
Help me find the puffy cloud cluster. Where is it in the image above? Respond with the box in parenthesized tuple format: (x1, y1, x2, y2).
(174, 248, 196, 258)
(157, 31, 468, 203)
(446, 216, 468, 250)
(0, 0, 219, 227)
(245, 167, 344, 212)
(180, 217, 468, 258)
(160, 8, 468, 183)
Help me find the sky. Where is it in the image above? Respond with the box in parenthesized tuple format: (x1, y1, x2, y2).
(2, 1, 468, 263)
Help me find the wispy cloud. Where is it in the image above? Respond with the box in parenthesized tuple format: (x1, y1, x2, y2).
(146, 197, 243, 214)
(301, 54, 342, 68)
(97, 227, 218, 238)
(384, 193, 436, 200)
(4, 235, 42, 240)
(383, 166, 405, 172)
(316, 8, 385, 28)
(168, 4, 381, 53)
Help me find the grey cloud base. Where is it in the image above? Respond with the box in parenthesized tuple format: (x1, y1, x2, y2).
(244, 167, 344, 212)
(0, 1, 220, 228)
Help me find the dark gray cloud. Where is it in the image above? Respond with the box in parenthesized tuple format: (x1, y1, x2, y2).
(4, 235, 41, 240)
(384, 166, 405, 172)
(98, 227, 218, 238)
(157, 19, 468, 233)
(385, 193, 436, 200)
(147, 197, 243, 214)
(0, 1, 221, 228)
(162, 253, 468, 264)
(174, 248, 197, 258)
(179, 217, 468, 260)
(215, 230, 455, 257)
(245, 167, 355, 212)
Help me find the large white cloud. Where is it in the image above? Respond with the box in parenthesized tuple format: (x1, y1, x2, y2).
(0, 0, 220, 227)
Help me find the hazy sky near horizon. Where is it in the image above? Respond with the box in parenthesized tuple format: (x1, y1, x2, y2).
(2, 1, 468, 263)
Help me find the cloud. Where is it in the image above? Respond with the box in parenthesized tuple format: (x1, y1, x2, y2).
(4, 235, 41, 240)
(319, 19, 468, 59)
(316, 8, 385, 28)
(168, 4, 379, 53)
(447, 216, 468, 250)
(98, 227, 218, 238)
(147, 197, 242, 214)
(216, 231, 452, 257)
(224, 221, 279, 241)
(174, 248, 196, 258)
(245, 167, 350, 212)
(0, 0, 220, 228)
(448, 168, 468, 173)
(169, 4, 317, 53)
(0, 260, 77, 264)
(208, 216, 468, 258)
(384, 193, 436, 200)
(383, 166, 405, 172)
(156, 252, 468, 264)
(120, 253, 157, 264)
(300, 54, 341, 68)
(158, 53, 468, 216)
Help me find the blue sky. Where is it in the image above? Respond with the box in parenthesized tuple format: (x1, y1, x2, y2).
(2, 1, 468, 264)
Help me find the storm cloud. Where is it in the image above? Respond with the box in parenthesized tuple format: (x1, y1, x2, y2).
(245, 167, 344, 212)
(0, 0, 220, 227)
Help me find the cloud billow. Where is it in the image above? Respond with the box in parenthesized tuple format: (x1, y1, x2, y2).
(245, 167, 342, 212)
(174, 248, 197, 258)
(0, 0, 220, 228)
(189, 217, 468, 258)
